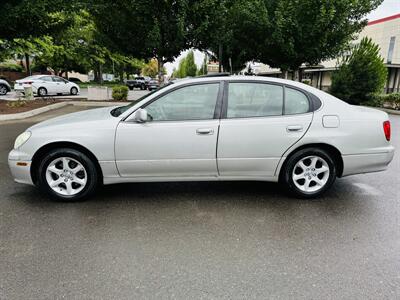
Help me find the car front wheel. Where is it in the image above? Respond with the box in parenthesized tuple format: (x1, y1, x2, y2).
(283, 148, 336, 198)
(37, 148, 98, 201)
(70, 87, 78, 95)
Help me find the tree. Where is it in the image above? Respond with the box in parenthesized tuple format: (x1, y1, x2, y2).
(0, 0, 80, 40)
(189, 0, 383, 77)
(90, 0, 189, 81)
(330, 37, 388, 105)
(184, 50, 197, 77)
(259, 0, 383, 79)
(141, 58, 166, 78)
(188, 0, 270, 73)
(0, 36, 57, 75)
(197, 54, 208, 76)
(172, 56, 187, 78)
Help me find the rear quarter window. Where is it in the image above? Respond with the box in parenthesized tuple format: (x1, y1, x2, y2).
(284, 87, 310, 115)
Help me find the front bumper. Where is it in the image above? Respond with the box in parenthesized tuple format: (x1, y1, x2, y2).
(8, 149, 34, 185)
(342, 146, 395, 177)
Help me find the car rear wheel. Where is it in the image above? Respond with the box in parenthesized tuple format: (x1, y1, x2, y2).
(283, 148, 336, 198)
(37, 148, 98, 201)
(140, 83, 146, 90)
(38, 87, 47, 96)
(0, 84, 8, 95)
(70, 87, 78, 95)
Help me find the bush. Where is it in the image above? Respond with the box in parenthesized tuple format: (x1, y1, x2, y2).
(385, 93, 400, 110)
(112, 86, 129, 101)
(330, 38, 388, 105)
(0, 62, 23, 72)
(365, 93, 400, 110)
(364, 93, 385, 107)
(7, 100, 27, 108)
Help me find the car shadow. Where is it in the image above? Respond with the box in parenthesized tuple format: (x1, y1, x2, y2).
(10, 178, 374, 222)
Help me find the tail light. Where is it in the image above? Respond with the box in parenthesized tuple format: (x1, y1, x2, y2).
(383, 121, 391, 141)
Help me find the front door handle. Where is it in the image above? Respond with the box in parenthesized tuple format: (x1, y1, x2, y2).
(196, 128, 214, 135)
(287, 125, 303, 132)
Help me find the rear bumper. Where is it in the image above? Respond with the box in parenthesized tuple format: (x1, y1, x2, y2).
(14, 85, 38, 94)
(8, 149, 34, 185)
(342, 147, 395, 177)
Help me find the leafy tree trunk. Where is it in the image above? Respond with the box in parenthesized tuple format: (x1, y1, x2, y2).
(293, 69, 300, 81)
(283, 70, 288, 79)
(94, 68, 100, 83)
(100, 64, 103, 84)
(25, 53, 30, 75)
(298, 68, 304, 82)
(95, 64, 103, 84)
(158, 59, 164, 83)
(218, 43, 223, 73)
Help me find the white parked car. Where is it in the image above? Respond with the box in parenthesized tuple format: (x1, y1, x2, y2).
(14, 75, 80, 96)
(8, 76, 394, 201)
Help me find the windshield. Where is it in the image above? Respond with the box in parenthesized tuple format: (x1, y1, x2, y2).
(111, 82, 174, 117)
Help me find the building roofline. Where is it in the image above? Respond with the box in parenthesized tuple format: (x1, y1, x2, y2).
(368, 13, 400, 26)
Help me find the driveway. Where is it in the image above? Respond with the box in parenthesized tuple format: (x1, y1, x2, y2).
(0, 107, 399, 299)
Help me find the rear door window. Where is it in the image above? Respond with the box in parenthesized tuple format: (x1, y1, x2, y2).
(227, 82, 283, 118)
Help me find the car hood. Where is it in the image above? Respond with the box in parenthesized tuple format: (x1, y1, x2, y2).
(29, 106, 122, 131)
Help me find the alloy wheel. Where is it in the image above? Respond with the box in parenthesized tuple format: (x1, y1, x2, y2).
(292, 155, 330, 193)
(38, 88, 47, 96)
(45, 157, 87, 196)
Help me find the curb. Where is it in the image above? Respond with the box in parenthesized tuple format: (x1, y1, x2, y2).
(0, 101, 122, 121)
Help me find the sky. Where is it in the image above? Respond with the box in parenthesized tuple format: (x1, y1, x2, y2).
(165, 0, 400, 75)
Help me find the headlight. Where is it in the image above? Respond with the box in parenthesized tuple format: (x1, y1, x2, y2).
(14, 131, 31, 149)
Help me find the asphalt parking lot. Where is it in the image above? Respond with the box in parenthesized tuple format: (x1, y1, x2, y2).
(1, 107, 399, 299)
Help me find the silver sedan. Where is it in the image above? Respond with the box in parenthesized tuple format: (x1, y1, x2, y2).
(8, 76, 395, 201)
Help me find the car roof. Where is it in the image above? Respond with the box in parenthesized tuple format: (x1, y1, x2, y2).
(22, 75, 47, 80)
(172, 75, 332, 99)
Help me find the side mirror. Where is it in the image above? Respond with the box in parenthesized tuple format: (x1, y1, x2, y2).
(134, 108, 148, 123)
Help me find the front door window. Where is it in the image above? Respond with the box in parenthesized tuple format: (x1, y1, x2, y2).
(145, 83, 220, 121)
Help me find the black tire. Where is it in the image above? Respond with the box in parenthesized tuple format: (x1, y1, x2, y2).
(36, 148, 98, 202)
(140, 84, 146, 90)
(0, 84, 8, 95)
(38, 87, 47, 96)
(283, 148, 336, 199)
(70, 87, 78, 95)
(128, 86, 133, 90)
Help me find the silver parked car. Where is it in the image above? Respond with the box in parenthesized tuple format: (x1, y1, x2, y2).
(0, 79, 12, 95)
(8, 76, 394, 201)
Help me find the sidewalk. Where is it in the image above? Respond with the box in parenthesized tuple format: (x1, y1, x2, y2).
(0, 88, 149, 102)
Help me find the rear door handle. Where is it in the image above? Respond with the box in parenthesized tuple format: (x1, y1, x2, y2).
(287, 125, 303, 132)
(196, 128, 214, 135)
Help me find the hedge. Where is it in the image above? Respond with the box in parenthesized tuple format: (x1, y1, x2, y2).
(112, 85, 129, 101)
